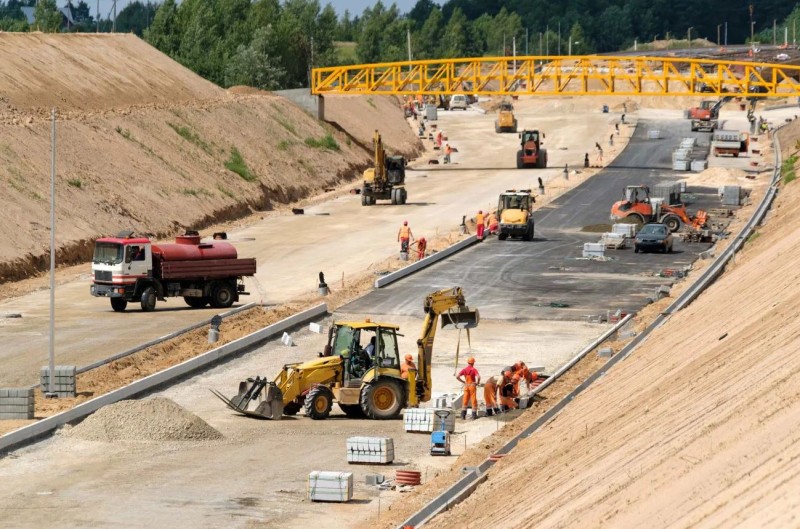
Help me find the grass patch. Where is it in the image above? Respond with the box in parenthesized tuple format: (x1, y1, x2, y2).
(67, 178, 82, 189)
(277, 139, 295, 151)
(304, 133, 340, 151)
(225, 147, 257, 182)
(781, 154, 797, 185)
(746, 230, 761, 243)
(168, 122, 212, 155)
(115, 126, 132, 140)
(216, 184, 235, 199)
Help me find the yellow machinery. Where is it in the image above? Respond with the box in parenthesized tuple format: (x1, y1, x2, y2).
(495, 101, 517, 133)
(212, 287, 479, 420)
(362, 130, 407, 206)
(497, 189, 535, 241)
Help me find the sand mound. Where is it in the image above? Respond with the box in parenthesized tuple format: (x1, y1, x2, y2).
(68, 397, 223, 442)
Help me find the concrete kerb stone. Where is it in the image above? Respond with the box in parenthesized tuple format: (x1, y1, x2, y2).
(0, 303, 328, 455)
(375, 235, 479, 288)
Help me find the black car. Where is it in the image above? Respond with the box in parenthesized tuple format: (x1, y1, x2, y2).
(634, 223, 674, 253)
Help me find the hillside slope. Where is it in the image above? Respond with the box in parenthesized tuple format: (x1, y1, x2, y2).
(0, 34, 421, 282)
(426, 122, 800, 528)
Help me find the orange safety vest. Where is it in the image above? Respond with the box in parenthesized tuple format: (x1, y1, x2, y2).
(399, 225, 410, 239)
(476, 212, 485, 225)
(445, 144, 452, 154)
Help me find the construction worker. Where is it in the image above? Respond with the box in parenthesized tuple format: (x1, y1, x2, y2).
(436, 131, 443, 150)
(486, 211, 499, 235)
(483, 374, 501, 416)
(415, 236, 427, 260)
(400, 353, 417, 380)
(397, 220, 414, 253)
(456, 357, 480, 419)
(513, 361, 538, 393)
(498, 369, 518, 411)
(444, 143, 452, 164)
(475, 210, 485, 241)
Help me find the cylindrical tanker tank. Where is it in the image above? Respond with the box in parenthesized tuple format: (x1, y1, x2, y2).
(152, 235, 238, 261)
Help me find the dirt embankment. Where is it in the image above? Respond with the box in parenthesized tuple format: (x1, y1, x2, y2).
(0, 34, 422, 284)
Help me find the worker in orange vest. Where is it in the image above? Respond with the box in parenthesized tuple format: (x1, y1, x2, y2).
(513, 360, 538, 392)
(456, 357, 481, 419)
(400, 353, 417, 380)
(486, 211, 499, 235)
(444, 143, 452, 164)
(476, 210, 485, 241)
(483, 374, 501, 416)
(498, 369, 518, 411)
(397, 220, 414, 253)
(415, 236, 427, 260)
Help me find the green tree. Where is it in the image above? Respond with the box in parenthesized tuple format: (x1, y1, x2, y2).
(568, 21, 591, 54)
(225, 26, 285, 89)
(439, 7, 469, 58)
(415, 7, 444, 59)
(34, 0, 61, 32)
(145, 0, 181, 56)
(116, 1, 157, 36)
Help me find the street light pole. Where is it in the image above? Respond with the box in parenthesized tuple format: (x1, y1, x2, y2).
(687, 27, 693, 49)
(751, 21, 756, 45)
(717, 24, 721, 46)
(47, 108, 57, 399)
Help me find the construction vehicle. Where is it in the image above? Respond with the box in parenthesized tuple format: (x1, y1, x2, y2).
(516, 130, 547, 169)
(430, 410, 452, 456)
(610, 185, 708, 233)
(361, 130, 407, 206)
(497, 189, 535, 241)
(90, 230, 255, 312)
(711, 130, 750, 157)
(212, 287, 479, 421)
(495, 101, 517, 133)
(688, 97, 732, 132)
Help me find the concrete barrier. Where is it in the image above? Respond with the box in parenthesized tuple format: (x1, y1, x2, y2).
(375, 236, 478, 288)
(0, 303, 328, 454)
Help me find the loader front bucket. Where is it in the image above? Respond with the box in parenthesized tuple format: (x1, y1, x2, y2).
(211, 377, 285, 420)
(441, 308, 480, 330)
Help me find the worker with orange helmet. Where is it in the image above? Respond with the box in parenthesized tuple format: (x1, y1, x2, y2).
(400, 353, 417, 380)
(483, 374, 501, 416)
(476, 210, 485, 241)
(498, 369, 518, 411)
(456, 357, 481, 420)
(397, 220, 414, 253)
(512, 360, 538, 392)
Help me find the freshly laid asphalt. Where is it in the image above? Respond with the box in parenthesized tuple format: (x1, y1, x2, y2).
(341, 119, 725, 321)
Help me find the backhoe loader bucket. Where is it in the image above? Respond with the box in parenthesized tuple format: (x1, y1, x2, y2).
(441, 308, 480, 330)
(211, 377, 285, 420)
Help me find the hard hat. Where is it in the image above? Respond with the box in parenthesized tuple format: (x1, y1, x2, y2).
(403, 220, 408, 225)
(467, 357, 475, 364)
(405, 354, 413, 362)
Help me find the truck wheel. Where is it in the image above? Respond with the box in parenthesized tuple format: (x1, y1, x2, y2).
(498, 232, 508, 241)
(110, 298, 128, 312)
(339, 403, 366, 418)
(210, 282, 235, 309)
(400, 188, 407, 205)
(516, 150, 524, 169)
(391, 188, 398, 205)
(495, 123, 500, 133)
(361, 194, 368, 206)
(360, 379, 404, 420)
(537, 149, 548, 168)
(184, 296, 208, 308)
(523, 222, 534, 241)
(304, 385, 333, 420)
(662, 215, 681, 233)
(140, 286, 156, 312)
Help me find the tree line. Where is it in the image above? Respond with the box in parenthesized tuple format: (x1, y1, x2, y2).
(1, 0, 798, 91)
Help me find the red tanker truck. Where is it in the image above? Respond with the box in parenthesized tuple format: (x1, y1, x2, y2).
(90, 230, 256, 312)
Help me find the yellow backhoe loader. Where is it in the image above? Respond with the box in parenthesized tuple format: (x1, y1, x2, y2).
(361, 130, 407, 206)
(212, 287, 479, 420)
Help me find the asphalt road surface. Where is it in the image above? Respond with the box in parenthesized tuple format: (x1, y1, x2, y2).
(341, 118, 720, 321)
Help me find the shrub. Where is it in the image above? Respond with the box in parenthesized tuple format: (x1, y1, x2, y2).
(304, 133, 340, 151)
(224, 147, 256, 182)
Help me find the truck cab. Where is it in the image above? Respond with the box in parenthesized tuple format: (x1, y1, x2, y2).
(91, 233, 153, 311)
(497, 189, 535, 241)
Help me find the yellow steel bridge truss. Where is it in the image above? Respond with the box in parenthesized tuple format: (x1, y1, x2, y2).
(311, 56, 800, 98)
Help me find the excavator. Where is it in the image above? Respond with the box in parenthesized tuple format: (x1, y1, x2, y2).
(361, 130, 407, 206)
(688, 96, 733, 132)
(212, 287, 479, 420)
(610, 185, 709, 233)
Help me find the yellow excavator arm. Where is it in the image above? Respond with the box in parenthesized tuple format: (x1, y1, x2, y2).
(410, 287, 479, 405)
(371, 129, 385, 184)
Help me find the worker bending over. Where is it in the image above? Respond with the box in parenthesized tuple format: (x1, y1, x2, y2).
(513, 360, 538, 393)
(456, 357, 481, 420)
(498, 369, 518, 411)
(483, 374, 501, 416)
(400, 354, 417, 380)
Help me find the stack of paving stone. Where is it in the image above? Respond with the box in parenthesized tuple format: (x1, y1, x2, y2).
(40, 365, 77, 398)
(0, 387, 35, 420)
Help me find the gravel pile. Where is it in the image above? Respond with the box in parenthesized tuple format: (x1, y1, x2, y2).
(68, 397, 223, 442)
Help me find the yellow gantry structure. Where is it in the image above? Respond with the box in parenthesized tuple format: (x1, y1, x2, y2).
(311, 56, 800, 97)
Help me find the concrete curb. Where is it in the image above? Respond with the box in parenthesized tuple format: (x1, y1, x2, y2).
(375, 236, 478, 288)
(0, 303, 328, 455)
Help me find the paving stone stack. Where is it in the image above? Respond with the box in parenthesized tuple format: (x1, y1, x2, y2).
(40, 365, 77, 398)
(0, 387, 35, 420)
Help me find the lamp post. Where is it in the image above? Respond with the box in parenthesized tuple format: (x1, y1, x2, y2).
(687, 27, 693, 49)
(569, 40, 580, 56)
(751, 21, 756, 44)
(717, 24, 721, 46)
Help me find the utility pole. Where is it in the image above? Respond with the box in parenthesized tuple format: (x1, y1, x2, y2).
(512, 36, 516, 75)
(546, 25, 549, 56)
(96, 0, 99, 32)
(525, 27, 529, 56)
(773, 19, 777, 46)
(717, 24, 721, 46)
(724, 21, 728, 46)
(558, 22, 561, 55)
(406, 28, 411, 62)
(687, 27, 693, 49)
(46, 108, 57, 399)
(112, 0, 116, 32)
(749, 4, 754, 43)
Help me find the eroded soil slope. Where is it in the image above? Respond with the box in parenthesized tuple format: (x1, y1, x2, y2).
(423, 122, 800, 528)
(0, 34, 421, 282)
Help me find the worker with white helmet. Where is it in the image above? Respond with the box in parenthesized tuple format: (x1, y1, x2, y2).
(456, 357, 481, 420)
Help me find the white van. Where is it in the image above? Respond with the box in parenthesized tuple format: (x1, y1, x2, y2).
(449, 94, 468, 110)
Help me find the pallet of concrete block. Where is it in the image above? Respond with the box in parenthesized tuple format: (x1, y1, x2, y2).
(653, 183, 682, 204)
(672, 159, 690, 171)
(40, 365, 77, 398)
(582, 242, 605, 258)
(721, 185, 743, 206)
(601, 232, 626, 249)
(691, 159, 708, 172)
(346, 436, 395, 464)
(0, 387, 35, 420)
(308, 471, 353, 503)
(403, 407, 455, 433)
(612, 223, 636, 237)
(680, 138, 697, 149)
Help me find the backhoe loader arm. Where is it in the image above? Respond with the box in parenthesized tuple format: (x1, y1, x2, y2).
(373, 130, 385, 184)
(415, 287, 479, 403)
